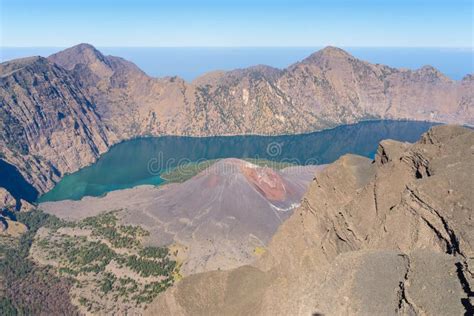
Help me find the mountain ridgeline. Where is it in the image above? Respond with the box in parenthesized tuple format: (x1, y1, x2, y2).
(1, 43, 473, 195)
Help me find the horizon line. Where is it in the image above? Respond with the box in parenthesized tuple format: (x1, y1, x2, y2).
(1, 45, 473, 50)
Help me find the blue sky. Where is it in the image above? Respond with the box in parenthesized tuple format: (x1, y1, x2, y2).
(1, 0, 472, 47)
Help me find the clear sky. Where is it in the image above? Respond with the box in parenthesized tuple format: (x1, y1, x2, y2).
(1, 0, 472, 47)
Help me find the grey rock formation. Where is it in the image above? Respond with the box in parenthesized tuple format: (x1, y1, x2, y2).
(0, 187, 16, 209)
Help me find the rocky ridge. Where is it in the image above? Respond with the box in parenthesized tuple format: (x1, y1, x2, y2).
(1, 44, 473, 196)
(50, 44, 473, 137)
(147, 125, 474, 315)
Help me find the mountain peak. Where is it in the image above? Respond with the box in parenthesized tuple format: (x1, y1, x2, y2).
(415, 65, 451, 82)
(48, 43, 109, 71)
(300, 46, 353, 65)
(319, 46, 351, 56)
(72, 43, 97, 50)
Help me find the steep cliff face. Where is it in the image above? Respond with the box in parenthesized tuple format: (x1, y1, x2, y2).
(49, 44, 193, 139)
(148, 125, 474, 315)
(49, 44, 474, 138)
(0, 56, 113, 193)
(190, 46, 473, 132)
(278, 46, 472, 126)
(1, 44, 473, 195)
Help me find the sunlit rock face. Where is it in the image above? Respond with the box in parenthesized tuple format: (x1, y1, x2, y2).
(1, 44, 472, 195)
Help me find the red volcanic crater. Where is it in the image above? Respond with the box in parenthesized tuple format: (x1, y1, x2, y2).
(240, 164, 287, 201)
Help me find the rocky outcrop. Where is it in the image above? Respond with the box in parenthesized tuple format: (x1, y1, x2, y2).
(1, 44, 473, 195)
(148, 125, 474, 315)
(0, 188, 30, 235)
(0, 187, 16, 209)
(0, 187, 34, 212)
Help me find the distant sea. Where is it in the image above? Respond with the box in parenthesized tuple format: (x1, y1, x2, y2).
(1, 47, 472, 81)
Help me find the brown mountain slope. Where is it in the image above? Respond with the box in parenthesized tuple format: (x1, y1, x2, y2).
(0, 56, 114, 193)
(40, 159, 323, 275)
(49, 44, 473, 137)
(49, 43, 193, 139)
(148, 125, 474, 315)
(1, 44, 473, 195)
(279, 46, 473, 126)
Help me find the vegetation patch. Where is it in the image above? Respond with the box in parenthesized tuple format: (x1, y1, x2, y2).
(31, 210, 178, 313)
(125, 254, 176, 277)
(0, 210, 79, 315)
(78, 211, 149, 249)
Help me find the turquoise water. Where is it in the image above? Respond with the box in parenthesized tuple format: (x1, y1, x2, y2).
(0, 159, 39, 203)
(38, 120, 438, 202)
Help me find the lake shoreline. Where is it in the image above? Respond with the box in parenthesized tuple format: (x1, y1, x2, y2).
(38, 120, 439, 202)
